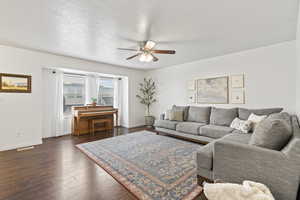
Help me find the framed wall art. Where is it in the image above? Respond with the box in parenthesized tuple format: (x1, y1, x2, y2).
(231, 89, 245, 104)
(0, 73, 32, 93)
(231, 74, 244, 88)
(197, 76, 229, 104)
(188, 91, 197, 103)
(187, 80, 196, 90)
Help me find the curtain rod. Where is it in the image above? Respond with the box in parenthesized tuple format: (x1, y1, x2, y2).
(63, 72, 121, 80)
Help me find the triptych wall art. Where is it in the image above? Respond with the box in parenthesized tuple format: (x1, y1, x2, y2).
(187, 74, 245, 104)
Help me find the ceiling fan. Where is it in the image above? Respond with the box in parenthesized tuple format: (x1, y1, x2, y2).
(118, 40, 176, 62)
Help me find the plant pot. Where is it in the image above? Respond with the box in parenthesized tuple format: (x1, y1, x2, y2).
(145, 116, 155, 127)
(92, 102, 97, 107)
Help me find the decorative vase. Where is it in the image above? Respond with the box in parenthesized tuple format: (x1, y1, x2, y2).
(145, 116, 155, 127)
(92, 102, 97, 107)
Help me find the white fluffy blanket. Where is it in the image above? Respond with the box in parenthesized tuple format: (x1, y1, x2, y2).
(203, 181, 275, 200)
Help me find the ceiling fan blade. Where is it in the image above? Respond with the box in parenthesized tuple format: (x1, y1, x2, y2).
(151, 54, 159, 62)
(145, 40, 156, 50)
(151, 50, 176, 54)
(118, 48, 139, 52)
(126, 53, 140, 60)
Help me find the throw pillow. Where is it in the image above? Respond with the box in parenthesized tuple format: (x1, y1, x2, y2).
(165, 109, 172, 120)
(249, 116, 292, 150)
(172, 105, 189, 121)
(230, 118, 252, 133)
(248, 113, 267, 131)
(169, 110, 184, 121)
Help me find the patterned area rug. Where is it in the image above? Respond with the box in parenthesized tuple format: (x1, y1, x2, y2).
(76, 131, 203, 200)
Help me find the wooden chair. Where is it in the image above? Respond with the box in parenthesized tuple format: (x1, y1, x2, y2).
(90, 118, 113, 135)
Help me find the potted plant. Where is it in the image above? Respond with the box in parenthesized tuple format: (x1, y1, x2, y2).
(136, 78, 157, 127)
(91, 97, 97, 107)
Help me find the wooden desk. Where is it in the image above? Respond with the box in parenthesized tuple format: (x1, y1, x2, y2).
(72, 105, 118, 136)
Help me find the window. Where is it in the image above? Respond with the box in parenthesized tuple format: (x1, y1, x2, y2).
(63, 75, 85, 115)
(98, 79, 114, 106)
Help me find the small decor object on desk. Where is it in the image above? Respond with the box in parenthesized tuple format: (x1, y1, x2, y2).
(0, 73, 32, 93)
(136, 78, 156, 127)
(91, 97, 97, 106)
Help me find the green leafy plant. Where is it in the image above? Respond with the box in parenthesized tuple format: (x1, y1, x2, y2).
(136, 78, 157, 116)
(91, 97, 97, 103)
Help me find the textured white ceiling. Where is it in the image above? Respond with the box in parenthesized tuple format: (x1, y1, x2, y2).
(0, 0, 298, 70)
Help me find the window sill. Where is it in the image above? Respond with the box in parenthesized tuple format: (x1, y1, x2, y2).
(63, 114, 72, 119)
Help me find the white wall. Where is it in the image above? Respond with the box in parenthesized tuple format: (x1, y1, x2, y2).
(295, 3, 300, 116)
(0, 45, 145, 151)
(1, 40, 298, 151)
(146, 41, 298, 118)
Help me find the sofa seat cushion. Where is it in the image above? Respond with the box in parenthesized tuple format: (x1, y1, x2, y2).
(187, 106, 211, 124)
(155, 127, 214, 144)
(222, 133, 252, 144)
(210, 107, 238, 126)
(197, 142, 215, 170)
(231, 129, 247, 135)
(176, 122, 207, 135)
(154, 120, 179, 130)
(200, 125, 234, 139)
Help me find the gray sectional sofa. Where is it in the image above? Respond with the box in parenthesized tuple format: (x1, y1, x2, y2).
(154, 106, 300, 200)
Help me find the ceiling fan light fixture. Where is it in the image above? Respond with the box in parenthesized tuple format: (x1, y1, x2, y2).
(139, 53, 153, 62)
(145, 40, 156, 50)
(118, 41, 174, 62)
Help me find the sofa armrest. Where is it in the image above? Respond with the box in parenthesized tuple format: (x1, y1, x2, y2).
(160, 113, 165, 120)
(213, 140, 299, 200)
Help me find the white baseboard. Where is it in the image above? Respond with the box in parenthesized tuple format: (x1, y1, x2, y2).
(0, 139, 43, 152)
(127, 123, 146, 129)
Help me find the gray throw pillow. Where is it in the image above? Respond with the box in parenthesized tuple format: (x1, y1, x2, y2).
(172, 105, 189, 121)
(238, 108, 283, 120)
(210, 107, 238, 126)
(249, 113, 292, 150)
(187, 106, 211, 124)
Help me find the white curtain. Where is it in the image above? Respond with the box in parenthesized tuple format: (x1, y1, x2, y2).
(85, 75, 99, 105)
(42, 69, 64, 138)
(113, 78, 122, 126)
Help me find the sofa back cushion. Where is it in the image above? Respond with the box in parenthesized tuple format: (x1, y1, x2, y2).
(187, 106, 211, 124)
(281, 115, 300, 159)
(165, 109, 172, 120)
(238, 108, 283, 120)
(176, 122, 206, 135)
(249, 112, 292, 150)
(172, 105, 189, 121)
(210, 107, 238, 126)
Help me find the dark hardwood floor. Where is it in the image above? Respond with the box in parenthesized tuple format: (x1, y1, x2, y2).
(0, 127, 153, 200)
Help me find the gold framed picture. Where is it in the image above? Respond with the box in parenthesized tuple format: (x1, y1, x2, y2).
(0, 73, 32, 93)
